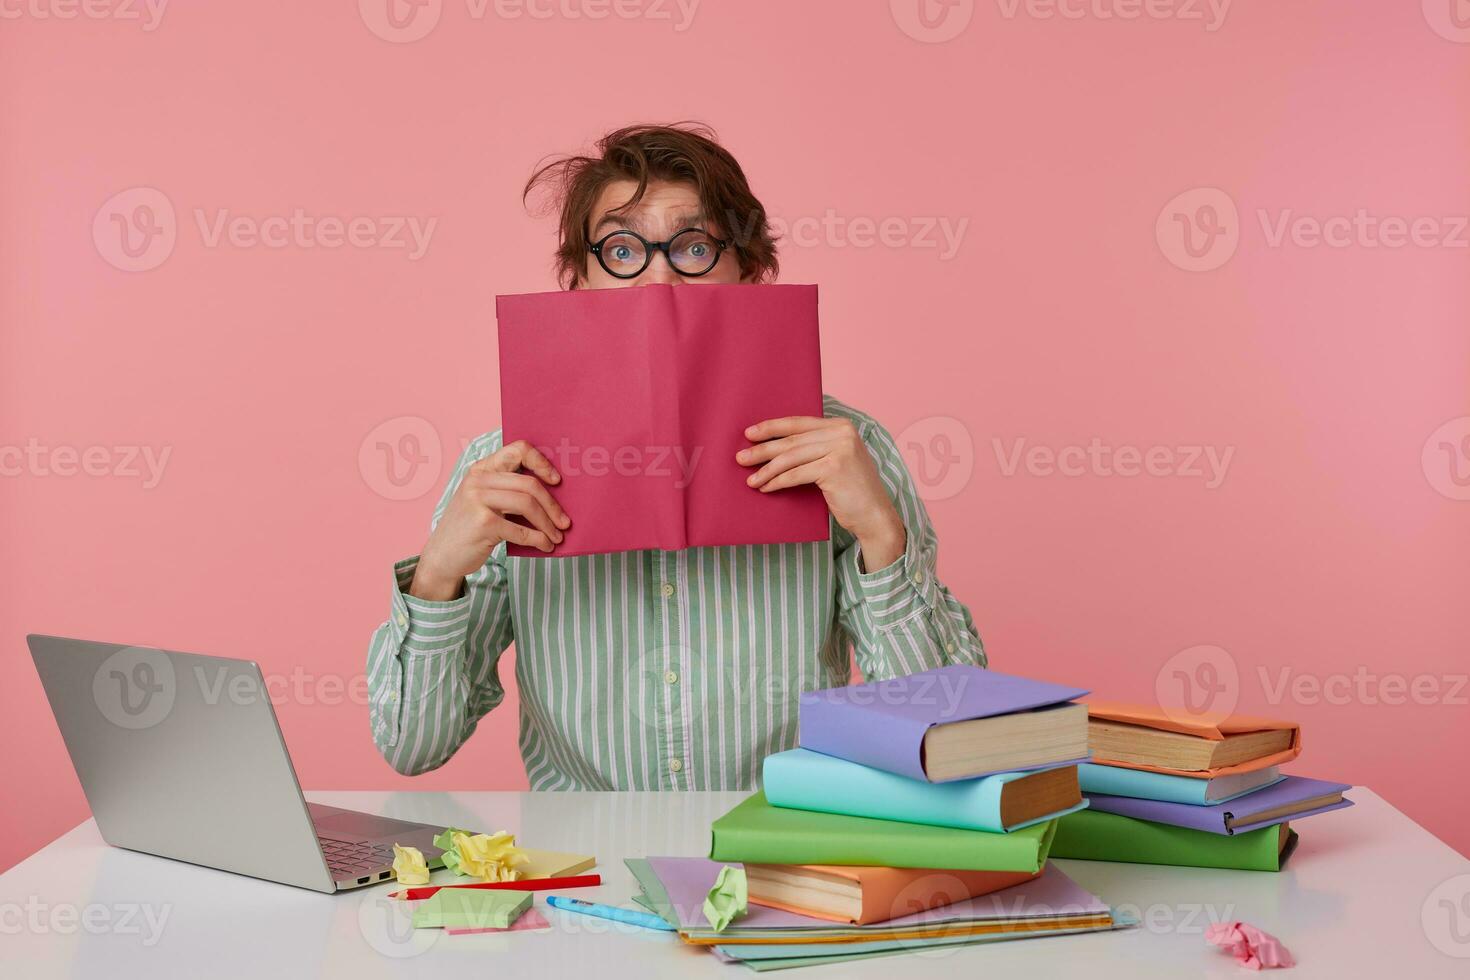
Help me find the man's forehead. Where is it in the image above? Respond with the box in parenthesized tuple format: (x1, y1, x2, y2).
(590, 181, 704, 232)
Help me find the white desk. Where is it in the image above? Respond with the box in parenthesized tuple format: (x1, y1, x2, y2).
(2, 789, 1466, 977)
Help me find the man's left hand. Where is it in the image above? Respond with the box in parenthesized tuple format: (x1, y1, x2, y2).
(738, 416, 907, 571)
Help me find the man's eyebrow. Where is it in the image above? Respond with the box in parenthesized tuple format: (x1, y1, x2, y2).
(592, 212, 644, 235)
(591, 211, 707, 237)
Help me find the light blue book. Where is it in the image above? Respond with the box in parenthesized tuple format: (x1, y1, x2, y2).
(762, 748, 1087, 833)
(1077, 762, 1285, 805)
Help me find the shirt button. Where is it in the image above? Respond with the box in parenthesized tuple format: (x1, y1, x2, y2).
(395, 612, 408, 628)
(910, 570, 923, 586)
(669, 758, 683, 773)
(664, 670, 679, 685)
(944, 641, 956, 654)
(659, 582, 675, 598)
(388, 692, 398, 701)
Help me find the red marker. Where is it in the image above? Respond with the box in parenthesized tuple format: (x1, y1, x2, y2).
(390, 873, 601, 901)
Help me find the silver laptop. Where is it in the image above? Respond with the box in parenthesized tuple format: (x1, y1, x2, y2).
(29, 634, 446, 893)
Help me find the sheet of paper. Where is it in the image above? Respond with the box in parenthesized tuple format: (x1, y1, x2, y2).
(497, 283, 828, 557)
(718, 922, 1126, 965)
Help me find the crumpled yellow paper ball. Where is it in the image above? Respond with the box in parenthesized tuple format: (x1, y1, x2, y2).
(391, 843, 430, 885)
(451, 831, 530, 883)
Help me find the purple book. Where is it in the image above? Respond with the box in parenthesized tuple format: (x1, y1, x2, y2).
(798, 665, 1090, 782)
(1086, 775, 1353, 835)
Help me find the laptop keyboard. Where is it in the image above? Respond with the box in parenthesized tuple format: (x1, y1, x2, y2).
(318, 836, 397, 878)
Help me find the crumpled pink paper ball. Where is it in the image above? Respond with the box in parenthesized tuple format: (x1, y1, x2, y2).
(1205, 921, 1296, 970)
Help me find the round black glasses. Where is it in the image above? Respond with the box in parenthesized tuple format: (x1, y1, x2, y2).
(588, 227, 728, 279)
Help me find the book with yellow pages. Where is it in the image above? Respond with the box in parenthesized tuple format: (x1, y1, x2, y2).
(744, 864, 1039, 925)
(1085, 702, 1301, 777)
(1086, 775, 1351, 835)
(763, 748, 1085, 831)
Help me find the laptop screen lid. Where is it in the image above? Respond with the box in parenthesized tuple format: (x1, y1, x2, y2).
(28, 634, 336, 893)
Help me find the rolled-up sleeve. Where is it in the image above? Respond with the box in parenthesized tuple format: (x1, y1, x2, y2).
(829, 399, 986, 680)
(366, 432, 516, 774)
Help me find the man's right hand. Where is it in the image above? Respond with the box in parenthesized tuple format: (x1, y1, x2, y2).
(409, 440, 571, 601)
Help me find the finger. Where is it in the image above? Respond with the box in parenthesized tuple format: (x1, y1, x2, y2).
(747, 443, 827, 488)
(484, 489, 562, 545)
(514, 443, 562, 485)
(492, 515, 555, 554)
(744, 416, 829, 442)
(487, 472, 571, 529)
(483, 489, 563, 546)
(736, 431, 825, 466)
(759, 458, 829, 493)
(490, 440, 562, 484)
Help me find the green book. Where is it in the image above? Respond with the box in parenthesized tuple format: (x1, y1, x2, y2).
(411, 888, 533, 929)
(708, 792, 1057, 873)
(1050, 808, 1298, 872)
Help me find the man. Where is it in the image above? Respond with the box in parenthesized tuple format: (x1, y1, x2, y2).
(367, 123, 985, 790)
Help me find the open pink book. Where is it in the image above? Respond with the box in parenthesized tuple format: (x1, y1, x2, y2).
(496, 283, 829, 558)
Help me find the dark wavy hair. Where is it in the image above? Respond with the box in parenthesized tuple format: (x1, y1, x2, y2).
(524, 122, 780, 289)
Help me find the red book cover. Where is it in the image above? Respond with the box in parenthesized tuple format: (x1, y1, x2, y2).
(496, 283, 828, 557)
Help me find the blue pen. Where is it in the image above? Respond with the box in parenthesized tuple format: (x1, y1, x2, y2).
(545, 895, 677, 932)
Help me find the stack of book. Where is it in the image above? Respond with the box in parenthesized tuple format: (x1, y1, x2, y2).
(692, 666, 1123, 967)
(1050, 703, 1353, 871)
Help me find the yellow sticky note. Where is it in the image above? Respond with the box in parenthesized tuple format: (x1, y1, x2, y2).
(518, 848, 596, 879)
(392, 844, 430, 885)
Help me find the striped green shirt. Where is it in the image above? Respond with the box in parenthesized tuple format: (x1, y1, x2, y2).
(366, 395, 986, 790)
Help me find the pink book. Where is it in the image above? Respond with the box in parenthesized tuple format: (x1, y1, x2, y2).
(496, 283, 829, 558)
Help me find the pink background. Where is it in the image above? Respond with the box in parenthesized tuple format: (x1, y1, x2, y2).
(2, 1, 1467, 873)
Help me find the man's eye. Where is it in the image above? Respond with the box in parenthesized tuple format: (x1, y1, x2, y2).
(612, 245, 634, 261)
(688, 243, 708, 257)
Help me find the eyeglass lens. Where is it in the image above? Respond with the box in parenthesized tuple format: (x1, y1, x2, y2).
(597, 228, 721, 277)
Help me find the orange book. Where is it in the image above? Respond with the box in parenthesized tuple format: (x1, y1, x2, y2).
(1085, 702, 1301, 778)
(744, 864, 1038, 925)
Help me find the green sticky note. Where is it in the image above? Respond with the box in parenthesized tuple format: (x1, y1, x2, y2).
(412, 888, 533, 930)
(702, 865, 747, 932)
